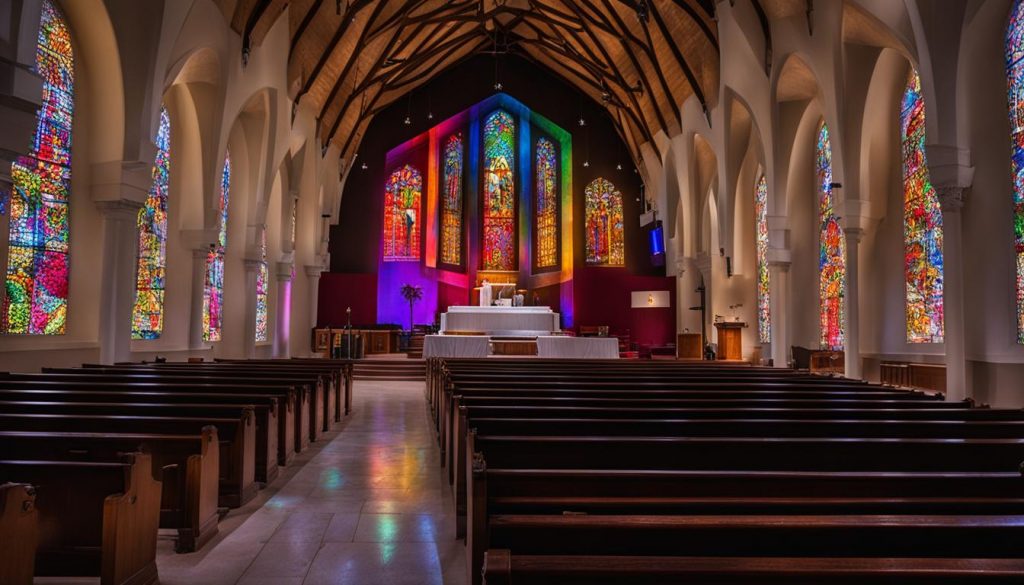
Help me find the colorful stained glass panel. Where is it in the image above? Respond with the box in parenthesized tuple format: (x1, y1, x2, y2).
(203, 154, 230, 342)
(2, 0, 73, 335)
(483, 110, 516, 270)
(382, 165, 422, 261)
(585, 178, 624, 266)
(256, 228, 268, 342)
(131, 107, 171, 339)
(755, 174, 770, 343)
(535, 137, 559, 269)
(1007, 0, 1024, 343)
(440, 134, 463, 266)
(817, 121, 845, 349)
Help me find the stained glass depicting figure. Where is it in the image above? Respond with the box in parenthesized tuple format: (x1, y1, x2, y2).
(535, 137, 559, 269)
(131, 107, 171, 339)
(755, 174, 770, 344)
(483, 110, 516, 270)
(817, 121, 845, 349)
(203, 154, 230, 342)
(901, 70, 944, 343)
(1007, 0, 1024, 343)
(382, 165, 422, 261)
(585, 178, 624, 266)
(2, 0, 74, 334)
(440, 134, 463, 266)
(256, 228, 268, 342)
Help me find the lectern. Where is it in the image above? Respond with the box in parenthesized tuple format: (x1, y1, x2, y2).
(714, 321, 745, 361)
(676, 333, 703, 359)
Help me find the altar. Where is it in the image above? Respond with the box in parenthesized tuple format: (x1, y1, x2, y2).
(439, 306, 560, 336)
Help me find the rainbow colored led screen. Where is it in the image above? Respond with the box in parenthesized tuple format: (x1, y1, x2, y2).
(585, 178, 624, 266)
(901, 70, 944, 343)
(482, 110, 516, 270)
(383, 165, 423, 262)
(2, 0, 74, 335)
(131, 106, 171, 339)
(817, 120, 845, 349)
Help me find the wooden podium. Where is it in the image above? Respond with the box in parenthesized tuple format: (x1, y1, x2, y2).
(714, 322, 745, 361)
(677, 333, 703, 359)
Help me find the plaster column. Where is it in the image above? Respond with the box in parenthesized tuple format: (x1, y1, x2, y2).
(96, 200, 143, 364)
(305, 265, 324, 350)
(188, 247, 211, 351)
(674, 259, 686, 335)
(768, 259, 791, 368)
(937, 187, 968, 402)
(844, 228, 864, 379)
(274, 262, 294, 358)
(242, 259, 261, 358)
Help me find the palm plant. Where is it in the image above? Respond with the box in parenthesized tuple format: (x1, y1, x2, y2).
(400, 283, 424, 331)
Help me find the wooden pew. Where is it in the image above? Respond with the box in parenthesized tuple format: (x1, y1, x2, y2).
(0, 482, 37, 585)
(0, 428, 219, 552)
(0, 453, 161, 585)
(0, 379, 295, 467)
(0, 412, 255, 507)
(215, 358, 354, 418)
(481, 551, 1024, 584)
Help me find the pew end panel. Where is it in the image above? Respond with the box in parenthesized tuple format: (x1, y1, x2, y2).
(467, 432, 489, 585)
(0, 482, 37, 585)
(176, 426, 219, 553)
(101, 452, 162, 585)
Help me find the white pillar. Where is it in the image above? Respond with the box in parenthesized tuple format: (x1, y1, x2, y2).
(768, 259, 791, 368)
(188, 247, 211, 351)
(96, 200, 143, 364)
(305, 265, 324, 356)
(243, 259, 261, 358)
(274, 262, 294, 358)
(844, 228, 864, 379)
(937, 187, 968, 402)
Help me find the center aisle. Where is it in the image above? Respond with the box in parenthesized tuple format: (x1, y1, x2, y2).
(157, 380, 465, 585)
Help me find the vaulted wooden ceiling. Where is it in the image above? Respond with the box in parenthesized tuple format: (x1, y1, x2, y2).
(218, 0, 721, 164)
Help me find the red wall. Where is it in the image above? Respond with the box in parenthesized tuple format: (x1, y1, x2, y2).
(317, 273, 377, 327)
(572, 268, 676, 346)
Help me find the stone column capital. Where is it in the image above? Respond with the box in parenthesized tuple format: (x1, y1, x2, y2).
(95, 198, 144, 220)
(276, 262, 295, 281)
(243, 259, 263, 272)
(844, 226, 865, 244)
(936, 185, 966, 213)
(305, 264, 325, 278)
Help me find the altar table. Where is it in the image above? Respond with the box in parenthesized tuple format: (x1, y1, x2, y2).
(423, 335, 490, 358)
(440, 306, 560, 336)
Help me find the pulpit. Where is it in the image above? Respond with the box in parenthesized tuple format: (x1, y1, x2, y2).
(676, 333, 703, 360)
(714, 321, 745, 361)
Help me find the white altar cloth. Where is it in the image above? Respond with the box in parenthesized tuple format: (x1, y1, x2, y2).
(440, 306, 559, 335)
(536, 336, 619, 359)
(423, 335, 490, 358)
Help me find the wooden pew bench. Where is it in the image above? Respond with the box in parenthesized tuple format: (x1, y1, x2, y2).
(0, 482, 37, 585)
(0, 453, 161, 585)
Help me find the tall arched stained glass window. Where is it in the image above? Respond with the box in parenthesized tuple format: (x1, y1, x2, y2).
(440, 134, 463, 266)
(203, 154, 230, 342)
(131, 107, 171, 339)
(755, 174, 770, 344)
(2, 0, 74, 335)
(1006, 0, 1024, 343)
(535, 137, 559, 270)
(585, 178, 624, 266)
(482, 110, 516, 270)
(382, 165, 422, 261)
(255, 228, 268, 343)
(902, 69, 944, 343)
(817, 120, 845, 349)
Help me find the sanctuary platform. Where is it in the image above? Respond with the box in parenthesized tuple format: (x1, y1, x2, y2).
(439, 306, 560, 337)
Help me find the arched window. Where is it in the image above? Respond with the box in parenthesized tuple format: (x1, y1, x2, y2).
(817, 120, 845, 349)
(255, 228, 268, 342)
(1006, 0, 1024, 343)
(535, 137, 559, 270)
(203, 154, 230, 342)
(755, 174, 770, 344)
(901, 69, 944, 343)
(2, 0, 74, 335)
(585, 178, 624, 266)
(482, 110, 516, 270)
(440, 134, 463, 266)
(382, 165, 422, 261)
(131, 106, 171, 339)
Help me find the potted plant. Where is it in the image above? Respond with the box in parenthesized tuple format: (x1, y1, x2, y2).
(399, 283, 423, 333)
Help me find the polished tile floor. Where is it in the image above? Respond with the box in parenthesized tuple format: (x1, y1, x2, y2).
(155, 380, 466, 585)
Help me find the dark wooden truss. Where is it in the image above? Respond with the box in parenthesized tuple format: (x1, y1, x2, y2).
(219, 0, 721, 165)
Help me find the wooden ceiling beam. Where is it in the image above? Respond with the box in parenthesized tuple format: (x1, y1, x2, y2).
(648, 0, 710, 120)
(296, 0, 386, 102)
(290, 0, 325, 52)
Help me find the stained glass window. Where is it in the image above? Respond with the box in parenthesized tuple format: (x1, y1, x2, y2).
(901, 70, 944, 343)
(482, 110, 516, 270)
(289, 196, 297, 248)
(203, 154, 230, 342)
(1007, 0, 1024, 343)
(755, 174, 770, 344)
(817, 120, 845, 349)
(1, 0, 73, 335)
(131, 107, 171, 340)
(535, 137, 559, 269)
(440, 134, 463, 266)
(382, 165, 422, 261)
(255, 228, 268, 343)
(585, 178, 624, 266)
